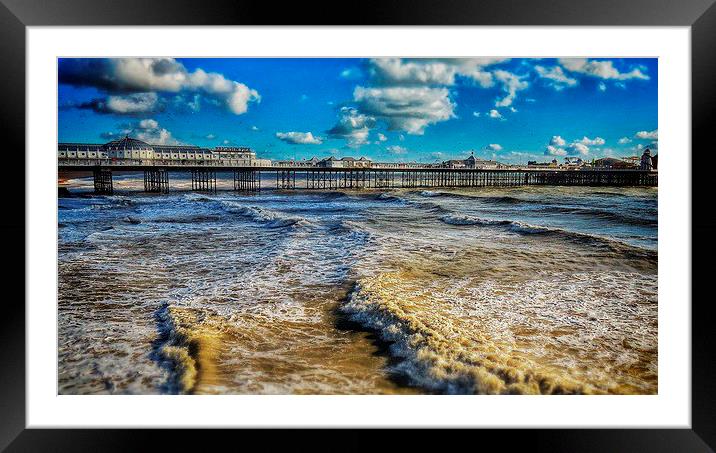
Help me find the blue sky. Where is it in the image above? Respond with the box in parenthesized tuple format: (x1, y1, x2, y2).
(58, 57, 657, 164)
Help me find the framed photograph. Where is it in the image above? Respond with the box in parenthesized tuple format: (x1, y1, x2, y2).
(6, 0, 714, 449)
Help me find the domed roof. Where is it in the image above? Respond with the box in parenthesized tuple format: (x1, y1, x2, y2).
(103, 135, 153, 150)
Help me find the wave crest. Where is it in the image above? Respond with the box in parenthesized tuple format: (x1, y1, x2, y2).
(222, 203, 310, 228)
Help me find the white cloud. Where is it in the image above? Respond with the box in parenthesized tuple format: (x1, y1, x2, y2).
(205, 133, 216, 140)
(550, 135, 566, 147)
(78, 92, 161, 114)
(353, 86, 455, 134)
(377, 133, 387, 142)
(485, 143, 503, 151)
(275, 131, 323, 145)
(59, 58, 260, 115)
(387, 145, 408, 155)
(598, 82, 607, 92)
(566, 142, 590, 155)
(113, 118, 180, 145)
(251, 125, 259, 131)
(578, 136, 605, 146)
(493, 70, 528, 107)
(618, 137, 632, 144)
(559, 58, 650, 81)
(104, 92, 160, 114)
(367, 58, 509, 87)
(535, 65, 577, 90)
(473, 111, 481, 118)
(326, 106, 376, 146)
(510, 107, 518, 113)
(546, 135, 597, 156)
(488, 109, 503, 119)
(545, 145, 567, 156)
(635, 129, 658, 140)
(138, 118, 159, 130)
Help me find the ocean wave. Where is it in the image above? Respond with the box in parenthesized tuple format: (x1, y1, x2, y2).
(154, 214, 223, 224)
(222, 202, 310, 228)
(536, 205, 656, 226)
(415, 191, 527, 205)
(341, 272, 600, 395)
(439, 214, 656, 260)
(153, 303, 224, 394)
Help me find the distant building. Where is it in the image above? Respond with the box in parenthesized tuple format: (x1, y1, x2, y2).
(592, 157, 634, 169)
(527, 159, 559, 168)
(340, 156, 372, 168)
(273, 157, 321, 167)
(640, 148, 654, 170)
(442, 152, 504, 169)
(317, 156, 372, 168)
(621, 156, 641, 167)
(564, 157, 584, 167)
(651, 154, 658, 169)
(318, 156, 344, 168)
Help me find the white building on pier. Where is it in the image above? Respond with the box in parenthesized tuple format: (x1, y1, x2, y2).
(58, 136, 271, 167)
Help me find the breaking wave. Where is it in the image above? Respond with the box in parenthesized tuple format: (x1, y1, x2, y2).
(341, 270, 657, 395)
(221, 202, 310, 228)
(153, 303, 225, 394)
(439, 214, 656, 260)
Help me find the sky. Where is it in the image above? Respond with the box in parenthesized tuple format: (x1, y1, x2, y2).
(58, 57, 658, 164)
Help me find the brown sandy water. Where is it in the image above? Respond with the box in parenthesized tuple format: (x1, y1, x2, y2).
(58, 178, 657, 394)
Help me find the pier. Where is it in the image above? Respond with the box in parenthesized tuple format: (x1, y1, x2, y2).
(60, 164, 658, 194)
(58, 137, 658, 194)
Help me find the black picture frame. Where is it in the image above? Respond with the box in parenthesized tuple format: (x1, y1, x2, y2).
(2, 0, 713, 450)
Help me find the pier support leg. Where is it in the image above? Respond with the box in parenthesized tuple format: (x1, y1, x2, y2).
(191, 169, 216, 193)
(93, 168, 113, 195)
(144, 168, 169, 193)
(233, 170, 260, 192)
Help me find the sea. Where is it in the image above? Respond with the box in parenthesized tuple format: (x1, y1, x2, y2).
(58, 173, 658, 395)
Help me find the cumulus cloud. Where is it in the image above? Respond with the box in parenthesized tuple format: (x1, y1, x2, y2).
(635, 129, 658, 140)
(485, 143, 503, 151)
(473, 111, 481, 118)
(488, 109, 503, 119)
(535, 65, 577, 90)
(545, 135, 600, 156)
(559, 58, 650, 81)
(326, 107, 376, 146)
(78, 92, 162, 114)
(102, 118, 180, 145)
(618, 137, 632, 144)
(566, 142, 590, 155)
(545, 145, 567, 156)
(352, 86, 455, 134)
(377, 133, 388, 142)
(275, 131, 323, 145)
(387, 145, 408, 155)
(493, 70, 528, 107)
(550, 135, 566, 146)
(59, 58, 260, 115)
(577, 136, 605, 146)
(367, 58, 509, 87)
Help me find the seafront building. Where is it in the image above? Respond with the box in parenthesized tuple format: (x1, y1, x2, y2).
(58, 136, 271, 167)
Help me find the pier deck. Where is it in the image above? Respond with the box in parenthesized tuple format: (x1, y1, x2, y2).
(59, 163, 658, 194)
